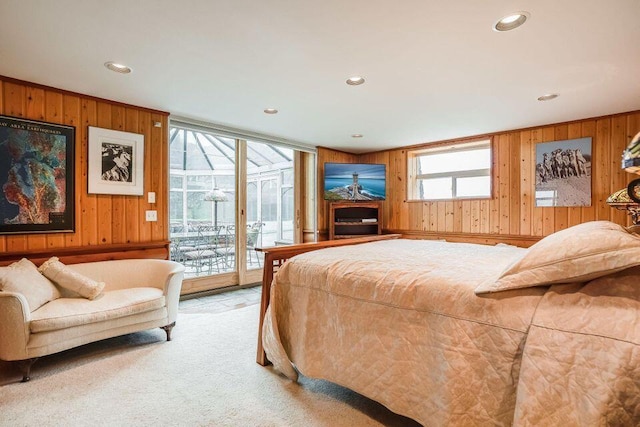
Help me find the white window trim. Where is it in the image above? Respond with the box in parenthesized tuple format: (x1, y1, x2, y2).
(407, 139, 493, 201)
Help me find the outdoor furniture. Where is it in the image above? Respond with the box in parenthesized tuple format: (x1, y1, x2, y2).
(181, 225, 226, 274)
(247, 221, 263, 267)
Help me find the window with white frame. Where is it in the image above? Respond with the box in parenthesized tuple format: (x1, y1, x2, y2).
(407, 139, 492, 200)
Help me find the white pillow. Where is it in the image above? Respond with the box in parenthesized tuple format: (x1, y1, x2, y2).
(0, 258, 60, 311)
(475, 221, 640, 294)
(38, 257, 105, 300)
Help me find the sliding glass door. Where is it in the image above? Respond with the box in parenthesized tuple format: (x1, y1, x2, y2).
(168, 122, 313, 292)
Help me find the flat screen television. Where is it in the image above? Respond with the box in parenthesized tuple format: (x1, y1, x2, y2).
(324, 163, 386, 201)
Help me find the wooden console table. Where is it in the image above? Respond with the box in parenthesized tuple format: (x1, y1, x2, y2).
(254, 233, 401, 366)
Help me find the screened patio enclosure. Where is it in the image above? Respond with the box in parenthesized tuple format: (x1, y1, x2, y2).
(169, 124, 297, 279)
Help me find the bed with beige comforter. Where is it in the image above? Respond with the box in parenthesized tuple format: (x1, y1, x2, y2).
(263, 222, 640, 426)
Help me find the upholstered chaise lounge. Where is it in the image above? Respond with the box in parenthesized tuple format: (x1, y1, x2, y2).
(0, 258, 185, 382)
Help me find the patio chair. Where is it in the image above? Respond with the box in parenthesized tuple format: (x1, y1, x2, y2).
(247, 221, 263, 267)
(183, 225, 225, 274)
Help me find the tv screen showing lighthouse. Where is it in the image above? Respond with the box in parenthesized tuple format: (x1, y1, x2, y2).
(323, 163, 386, 201)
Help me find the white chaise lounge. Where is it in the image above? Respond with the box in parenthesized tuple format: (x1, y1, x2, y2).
(0, 258, 184, 382)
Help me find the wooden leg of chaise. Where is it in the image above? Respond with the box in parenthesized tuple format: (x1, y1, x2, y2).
(17, 358, 39, 382)
(160, 322, 176, 341)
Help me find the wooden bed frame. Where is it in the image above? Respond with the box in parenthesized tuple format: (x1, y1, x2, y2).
(254, 234, 401, 365)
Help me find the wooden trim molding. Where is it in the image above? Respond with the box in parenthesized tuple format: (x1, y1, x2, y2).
(387, 229, 542, 247)
(0, 241, 169, 266)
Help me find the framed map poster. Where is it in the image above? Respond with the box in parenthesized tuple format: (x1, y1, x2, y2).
(0, 115, 75, 234)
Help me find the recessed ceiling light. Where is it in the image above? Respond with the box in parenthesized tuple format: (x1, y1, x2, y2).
(351, 134, 363, 138)
(346, 76, 365, 86)
(493, 12, 529, 32)
(104, 61, 132, 74)
(263, 108, 278, 114)
(537, 93, 559, 101)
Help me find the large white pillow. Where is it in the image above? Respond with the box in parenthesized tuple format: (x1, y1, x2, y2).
(475, 221, 640, 294)
(38, 257, 105, 300)
(0, 258, 61, 311)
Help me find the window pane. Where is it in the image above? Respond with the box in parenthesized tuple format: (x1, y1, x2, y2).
(418, 148, 490, 174)
(247, 182, 258, 222)
(281, 187, 294, 242)
(170, 191, 183, 222)
(170, 175, 183, 190)
(261, 180, 277, 221)
(186, 191, 212, 221)
(457, 176, 491, 197)
(420, 177, 452, 199)
(282, 168, 293, 186)
(187, 175, 213, 191)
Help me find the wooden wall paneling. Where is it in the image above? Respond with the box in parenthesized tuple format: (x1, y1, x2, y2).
(25, 86, 48, 251)
(427, 201, 437, 232)
(409, 197, 423, 230)
(580, 120, 597, 222)
(443, 201, 453, 232)
(508, 132, 520, 235)
(150, 113, 167, 242)
(479, 199, 490, 234)
(138, 111, 153, 243)
(461, 200, 471, 233)
(519, 130, 532, 235)
(93, 101, 110, 245)
(3, 82, 28, 252)
(530, 128, 544, 236)
(436, 201, 446, 231)
(110, 104, 127, 244)
(63, 94, 81, 247)
(595, 118, 611, 221)
(553, 125, 569, 232)
(124, 108, 140, 243)
(470, 200, 480, 233)
(82, 99, 99, 246)
(609, 115, 627, 225)
(489, 137, 500, 233)
(387, 150, 408, 230)
(43, 90, 66, 249)
(566, 123, 583, 227)
(541, 127, 556, 236)
(498, 133, 510, 234)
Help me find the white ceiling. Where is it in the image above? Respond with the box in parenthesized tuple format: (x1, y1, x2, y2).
(1, 0, 639, 153)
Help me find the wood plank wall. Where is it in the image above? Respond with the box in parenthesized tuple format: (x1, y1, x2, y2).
(0, 76, 169, 261)
(319, 111, 640, 246)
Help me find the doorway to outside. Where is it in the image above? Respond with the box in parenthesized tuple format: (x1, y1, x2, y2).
(168, 123, 311, 293)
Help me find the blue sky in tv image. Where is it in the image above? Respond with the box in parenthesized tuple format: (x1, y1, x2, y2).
(324, 163, 386, 200)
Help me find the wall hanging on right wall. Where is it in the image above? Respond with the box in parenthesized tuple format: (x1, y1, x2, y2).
(534, 137, 592, 207)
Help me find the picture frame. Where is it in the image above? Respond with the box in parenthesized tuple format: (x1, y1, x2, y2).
(0, 115, 75, 234)
(535, 137, 592, 207)
(88, 126, 144, 196)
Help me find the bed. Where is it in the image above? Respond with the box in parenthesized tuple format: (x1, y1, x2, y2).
(256, 221, 640, 426)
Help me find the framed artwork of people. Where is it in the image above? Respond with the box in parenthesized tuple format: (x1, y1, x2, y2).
(88, 126, 144, 196)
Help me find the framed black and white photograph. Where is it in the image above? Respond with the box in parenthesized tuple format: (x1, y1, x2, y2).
(0, 115, 75, 234)
(535, 137, 592, 207)
(88, 126, 144, 195)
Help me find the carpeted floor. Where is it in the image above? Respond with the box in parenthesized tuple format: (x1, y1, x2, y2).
(0, 303, 420, 426)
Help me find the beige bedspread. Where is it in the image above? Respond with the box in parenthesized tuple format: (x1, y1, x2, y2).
(263, 239, 640, 426)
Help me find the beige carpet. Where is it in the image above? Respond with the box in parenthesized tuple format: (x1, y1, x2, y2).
(0, 305, 420, 427)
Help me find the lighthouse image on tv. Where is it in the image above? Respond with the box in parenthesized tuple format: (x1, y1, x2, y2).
(324, 163, 386, 201)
